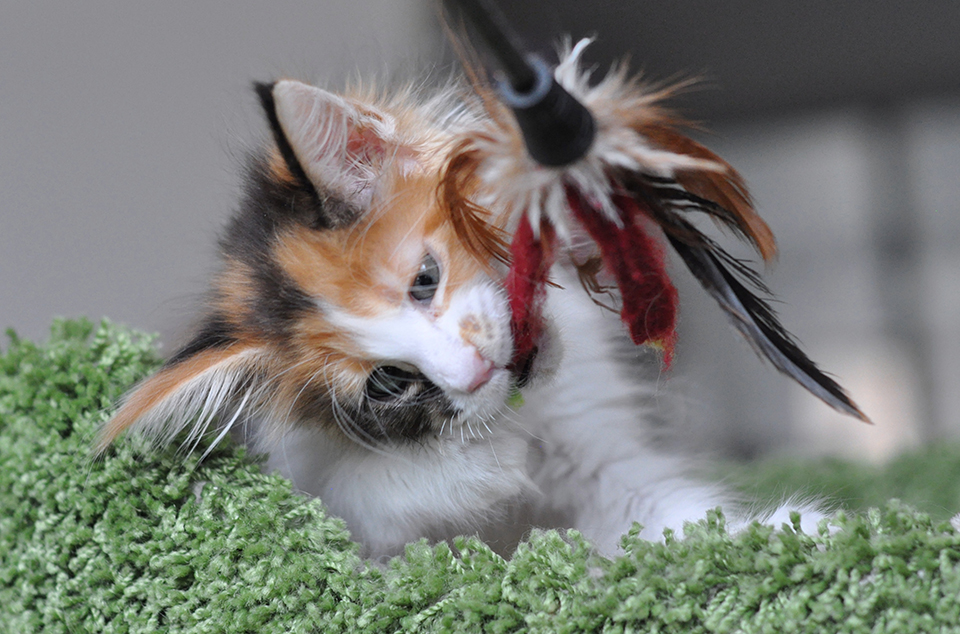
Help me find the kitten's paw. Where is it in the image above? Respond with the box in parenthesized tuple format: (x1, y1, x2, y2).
(950, 513, 960, 532)
(733, 498, 834, 535)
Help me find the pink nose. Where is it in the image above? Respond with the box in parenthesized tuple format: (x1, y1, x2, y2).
(466, 356, 495, 393)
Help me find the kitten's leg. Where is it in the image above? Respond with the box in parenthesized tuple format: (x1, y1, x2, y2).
(520, 267, 823, 555)
(531, 442, 826, 555)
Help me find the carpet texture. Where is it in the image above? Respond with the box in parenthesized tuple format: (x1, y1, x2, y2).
(3, 319, 960, 633)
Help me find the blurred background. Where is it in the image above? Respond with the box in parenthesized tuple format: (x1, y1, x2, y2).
(3, 1, 959, 463)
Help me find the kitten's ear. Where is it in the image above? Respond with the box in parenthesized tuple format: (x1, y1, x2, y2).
(95, 343, 266, 457)
(256, 79, 401, 213)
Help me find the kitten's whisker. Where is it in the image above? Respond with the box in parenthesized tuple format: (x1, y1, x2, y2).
(488, 439, 504, 474)
(499, 407, 543, 443)
(325, 365, 401, 459)
(330, 384, 380, 454)
(200, 388, 252, 461)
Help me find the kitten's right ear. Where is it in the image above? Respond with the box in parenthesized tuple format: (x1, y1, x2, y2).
(255, 80, 402, 216)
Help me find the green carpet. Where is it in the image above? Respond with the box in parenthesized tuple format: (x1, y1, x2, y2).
(3, 319, 960, 633)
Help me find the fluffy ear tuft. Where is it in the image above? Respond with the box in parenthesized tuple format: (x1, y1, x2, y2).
(95, 344, 267, 457)
(258, 79, 402, 212)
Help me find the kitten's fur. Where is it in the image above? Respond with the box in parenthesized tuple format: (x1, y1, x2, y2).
(100, 72, 819, 558)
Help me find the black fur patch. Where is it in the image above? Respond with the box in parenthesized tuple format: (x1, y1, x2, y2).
(210, 158, 319, 343)
(166, 316, 236, 367)
(350, 380, 451, 443)
(247, 258, 315, 339)
(253, 81, 328, 224)
(291, 374, 454, 444)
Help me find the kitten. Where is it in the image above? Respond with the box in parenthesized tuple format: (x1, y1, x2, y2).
(98, 71, 821, 559)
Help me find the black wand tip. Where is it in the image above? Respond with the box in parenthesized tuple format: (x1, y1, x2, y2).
(447, 0, 595, 166)
(498, 57, 595, 167)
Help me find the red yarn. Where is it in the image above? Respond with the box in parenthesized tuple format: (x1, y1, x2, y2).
(572, 190, 678, 365)
(505, 214, 556, 371)
(506, 188, 679, 368)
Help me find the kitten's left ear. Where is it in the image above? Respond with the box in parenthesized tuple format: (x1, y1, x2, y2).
(256, 80, 402, 215)
(95, 343, 267, 457)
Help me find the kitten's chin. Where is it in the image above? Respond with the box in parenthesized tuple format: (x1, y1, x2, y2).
(441, 366, 513, 434)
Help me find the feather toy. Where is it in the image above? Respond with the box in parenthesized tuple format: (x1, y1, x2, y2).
(446, 0, 868, 421)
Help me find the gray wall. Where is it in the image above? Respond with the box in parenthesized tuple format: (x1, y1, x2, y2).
(0, 0, 438, 350)
(672, 108, 946, 462)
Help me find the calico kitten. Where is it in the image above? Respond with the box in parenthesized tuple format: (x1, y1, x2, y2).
(98, 72, 819, 558)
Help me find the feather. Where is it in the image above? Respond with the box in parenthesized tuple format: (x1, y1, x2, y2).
(439, 138, 511, 270)
(613, 172, 867, 420)
(634, 124, 778, 262)
(505, 214, 555, 380)
(446, 35, 867, 422)
(661, 212, 868, 422)
(567, 187, 679, 365)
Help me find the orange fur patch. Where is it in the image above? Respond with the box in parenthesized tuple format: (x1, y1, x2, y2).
(213, 258, 259, 332)
(272, 168, 493, 323)
(267, 147, 297, 185)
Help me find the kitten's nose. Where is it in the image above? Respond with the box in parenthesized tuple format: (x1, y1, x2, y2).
(466, 354, 495, 393)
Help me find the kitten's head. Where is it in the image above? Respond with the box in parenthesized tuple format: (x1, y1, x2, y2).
(98, 79, 547, 454)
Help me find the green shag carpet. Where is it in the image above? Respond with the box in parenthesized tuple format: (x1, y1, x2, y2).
(3, 319, 960, 633)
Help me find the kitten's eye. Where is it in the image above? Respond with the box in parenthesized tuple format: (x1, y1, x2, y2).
(410, 253, 441, 303)
(365, 365, 423, 402)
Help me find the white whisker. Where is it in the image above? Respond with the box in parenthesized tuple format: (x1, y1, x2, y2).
(200, 388, 252, 461)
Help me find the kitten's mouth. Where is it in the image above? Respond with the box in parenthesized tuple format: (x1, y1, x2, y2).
(508, 346, 538, 389)
(364, 364, 430, 403)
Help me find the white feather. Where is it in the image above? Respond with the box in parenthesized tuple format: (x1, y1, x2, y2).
(461, 38, 726, 244)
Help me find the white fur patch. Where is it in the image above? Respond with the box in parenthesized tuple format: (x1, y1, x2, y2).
(325, 278, 514, 421)
(262, 423, 533, 557)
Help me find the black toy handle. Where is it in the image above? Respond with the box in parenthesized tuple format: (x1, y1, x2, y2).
(446, 0, 595, 166)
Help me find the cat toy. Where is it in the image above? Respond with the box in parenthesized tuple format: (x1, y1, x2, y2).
(447, 0, 868, 421)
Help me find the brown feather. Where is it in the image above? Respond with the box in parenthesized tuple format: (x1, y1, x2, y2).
(438, 138, 511, 270)
(636, 123, 777, 262)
